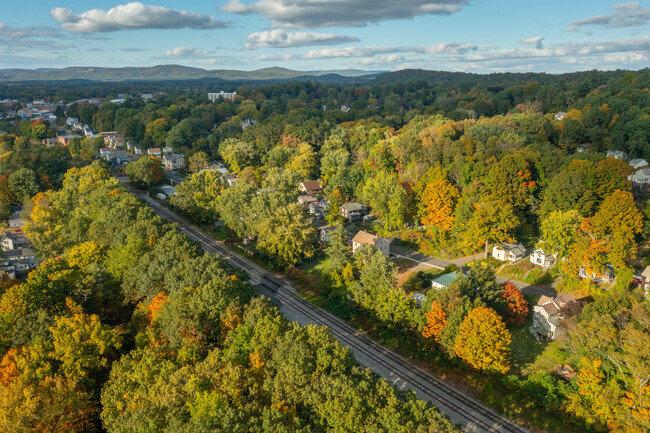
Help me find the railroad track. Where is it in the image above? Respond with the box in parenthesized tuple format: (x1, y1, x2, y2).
(133, 190, 530, 433)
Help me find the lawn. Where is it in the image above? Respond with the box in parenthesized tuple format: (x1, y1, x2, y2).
(524, 267, 556, 285)
(510, 320, 562, 376)
(497, 260, 535, 281)
(464, 257, 500, 269)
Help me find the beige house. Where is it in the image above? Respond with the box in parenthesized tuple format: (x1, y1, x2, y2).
(351, 230, 390, 256)
(641, 266, 650, 296)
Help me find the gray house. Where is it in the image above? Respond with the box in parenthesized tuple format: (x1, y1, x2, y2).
(340, 203, 368, 222)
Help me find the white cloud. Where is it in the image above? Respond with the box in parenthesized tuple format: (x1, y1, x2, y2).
(603, 52, 648, 62)
(50, 2, 230, 33)
(254, 53, 297, 61)
(447, 36, 650, 68)
(302, 46, 399, 59)
(165, 47, 209, 57)
(520, 36, 544, 49)
(356, 54, 407, 65)
(221, 0, 468, 28)
(245, 29, 359, 49)
(568, 2, 650, 31)
(417, 42, 477, 54)
(0, 23, 63, 39)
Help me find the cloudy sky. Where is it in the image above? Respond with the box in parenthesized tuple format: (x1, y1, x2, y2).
(1, 0, 649, 73)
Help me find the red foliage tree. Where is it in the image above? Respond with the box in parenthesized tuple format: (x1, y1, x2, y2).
(501, 282, 529, 326)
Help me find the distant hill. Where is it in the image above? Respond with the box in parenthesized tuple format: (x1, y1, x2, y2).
(0, 65, 382, 82)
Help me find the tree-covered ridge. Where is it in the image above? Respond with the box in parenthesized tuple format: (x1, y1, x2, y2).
(0, 164, 458, 432)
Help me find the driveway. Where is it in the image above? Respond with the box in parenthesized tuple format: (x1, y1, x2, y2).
(390, 245, 556, 297)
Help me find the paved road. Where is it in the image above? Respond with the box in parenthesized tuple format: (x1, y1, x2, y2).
(390, 245, 556, 297)
(126, 186, 531, 433)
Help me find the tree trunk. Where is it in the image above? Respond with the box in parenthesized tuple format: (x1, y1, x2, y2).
(484, 239, 489, 259)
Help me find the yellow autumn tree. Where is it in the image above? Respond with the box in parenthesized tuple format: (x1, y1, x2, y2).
(66, 241, 108, 269)
(419, 167, 459, 232)
(422, 301, 447, 342)
(50, 301, 122, 383)
(454, 306, 511, 374)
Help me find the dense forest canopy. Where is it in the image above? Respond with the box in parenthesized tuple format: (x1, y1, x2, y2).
(0, 68, 648, 433)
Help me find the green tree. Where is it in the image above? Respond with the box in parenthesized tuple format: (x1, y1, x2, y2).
(360, 171, 408, 230)
(170, 170, 224, 224)
(8, 168, 39, 203)
(217, 179, 258, 238)
(463, 195, 518, 257)
(324, 225, 350, 269)
(220, 139, 256, 173)
(540, 210, 582, 259)
(188, 151, 209, 172)
(125, 156, 164, 188)
(256, 203, 316, 267)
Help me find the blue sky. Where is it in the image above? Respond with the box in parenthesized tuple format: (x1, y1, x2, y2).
(0, 0, 648, 72)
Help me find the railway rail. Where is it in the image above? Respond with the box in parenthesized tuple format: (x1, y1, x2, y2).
(133, 189, 531, 433)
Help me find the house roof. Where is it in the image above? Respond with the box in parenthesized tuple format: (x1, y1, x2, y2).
(642, 266, 650, 279)
(342, 202, 366, 212)
(629, 158, 648, 166)
(537, 293, 577, 317)
(431, 272, 461, 288)
(298, 194, 318, 204)
(300, 180, 321, 190)
(636, 169, 650, 176)
(2, 231, 26, 240)
(496, 243, 525, 256)
(352, 230, 383, 246)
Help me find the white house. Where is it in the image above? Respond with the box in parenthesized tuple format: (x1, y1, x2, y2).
(629, 169, 650, 185)
(554, 111, 566, 120)
(351, 230, 390, 256)
(147, 148, 162, 157)
(529, 248, 556, 269)
(629, 158, 648, 169)
(606, 150, 627, 160)
(1, 232, 29, 251)
(492, 243, 526, 262)
(208, 91, 237, 102)
(162, 146, 174, 155)
(531, 294, 579, 341)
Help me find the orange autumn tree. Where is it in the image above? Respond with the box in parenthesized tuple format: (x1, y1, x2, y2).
(147, 291, 168, 322)
(418, 167, 459, 232)
(454, 306, 511, 374)
(501, 283, 529, 326)
(422, 301, 447, 342)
